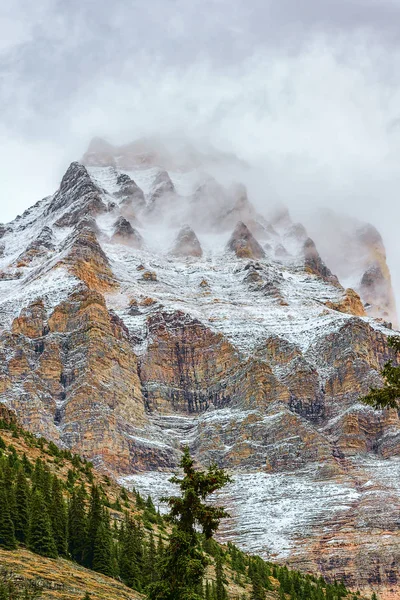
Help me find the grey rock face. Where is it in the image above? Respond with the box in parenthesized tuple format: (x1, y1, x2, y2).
(116, 173, 146, 216)
(111, 217, 143, 248)
(170, 225, 202, 257)
(303, 237, 340, 285)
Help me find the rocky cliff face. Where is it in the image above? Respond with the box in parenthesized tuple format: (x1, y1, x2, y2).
(305, 210, 397, 328)
(0, 138, 399, 599)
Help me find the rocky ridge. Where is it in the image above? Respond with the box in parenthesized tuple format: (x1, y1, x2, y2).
(0, 138, 399, 598)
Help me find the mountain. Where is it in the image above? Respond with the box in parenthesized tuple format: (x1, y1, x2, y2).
(0, 138, 399, 599)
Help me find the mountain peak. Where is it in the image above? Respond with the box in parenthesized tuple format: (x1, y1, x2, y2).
(227, 221, 265, 259)
(170, 225, 202, 257)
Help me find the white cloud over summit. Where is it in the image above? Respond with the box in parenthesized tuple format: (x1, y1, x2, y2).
(0, 0, 399, 301)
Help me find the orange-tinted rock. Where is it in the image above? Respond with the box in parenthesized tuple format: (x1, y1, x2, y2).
(12, 299, 47, 338)
(140, 311, 241, 413)
(325, 288, 366, 317)
(60, 227, 117, 292)
(1, 288, 148, 472)
(227, 221, 265, 259)
(142, 271, 157, 281)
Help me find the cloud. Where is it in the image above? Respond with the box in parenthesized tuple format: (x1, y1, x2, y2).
(0, 0, 400, 303)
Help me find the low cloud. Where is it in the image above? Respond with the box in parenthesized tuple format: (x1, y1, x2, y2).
(0, 1, 400, 302)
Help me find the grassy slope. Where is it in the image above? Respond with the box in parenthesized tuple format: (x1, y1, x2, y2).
(0, 548, 142, 600)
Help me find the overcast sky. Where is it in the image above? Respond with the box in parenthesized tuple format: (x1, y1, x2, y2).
(0, 0, 399, 300)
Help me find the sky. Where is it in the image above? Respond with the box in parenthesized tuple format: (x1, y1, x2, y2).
(0, 0, 399, 299)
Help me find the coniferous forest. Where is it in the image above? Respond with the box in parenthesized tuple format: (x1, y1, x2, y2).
(0, 416, 376, 600)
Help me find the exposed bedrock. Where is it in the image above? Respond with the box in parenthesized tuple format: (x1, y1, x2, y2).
(227, 221, 265, 259)
(170, 225, 203, 258)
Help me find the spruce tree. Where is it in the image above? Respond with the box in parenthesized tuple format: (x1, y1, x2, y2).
(50, 475, 68, 556)
(14, 467, 30, 543)
(28, 489, 57, 558)
(84, 485, 103, 568)
(215, 554, 228, 600)
(92, 510, 114, 577)
(0, 486, 17, 550)
(146, 446, 232, 600)
(68, 483, 88, 564)
(119, 516, 144, 590)
(146, 495, 156, 514)
(22, 453, 32, 475)
(250, 569, 266, 600)
(144, 532, 157, 585)
(205, 580, 212, 600)
(156, 533, 164, 562)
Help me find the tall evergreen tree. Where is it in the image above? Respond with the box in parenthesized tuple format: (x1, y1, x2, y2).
(119, 516, 144, 590)
(32, 459, 51, 506)
(84, 485, 103, 568)
(156, 533, 164, 562)
(215, 554, 228, 600)
(205, 580, 212, 600)
(250, 570, 266, 600)
(146, 446, 232, 600)
(14, 468, 30, 543)
(28, 490, 57, 558)
(68, 483, 88, 564)
(50, 475, 67, 556)
(144, 532, 157, 586)
(92, 510, 113, 577)
(21, 453, 32, 476)
(0, 486, 17, 550)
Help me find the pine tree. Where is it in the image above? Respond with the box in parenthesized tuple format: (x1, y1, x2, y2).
(32, 458, 52, 506)
(28, 490, 57, 558)
(250, 569, 266, 600)
(157, 533, 164, 562)
(14, 467, 30, 543)
(84, 485, 103, 568)
(215, 554, 228, 600)
(205, 580, 212, 600)
(146, 495, 156, 514)
(22, 453, 32, 475)
(92, 510, 114, 577)
(68, 483, 87, 564)
(0, 486, 17, 550)
(50, 475, 68, 556)
(144, 532, 157, 585)
(146, 446, 232, 600)
(119, 516, 144, 590)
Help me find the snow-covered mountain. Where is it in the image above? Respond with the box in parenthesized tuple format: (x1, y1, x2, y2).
(0, 138, 399, 599)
